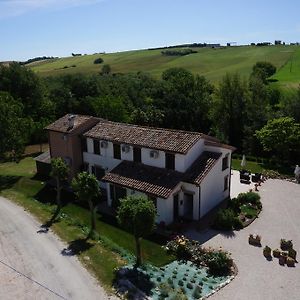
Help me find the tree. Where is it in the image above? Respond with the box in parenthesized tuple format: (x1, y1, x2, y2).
(255, 117, 300, 163)
(0, 92, 28, 160)
(159, 68, 213, 132)
(251, 62, 276, 83)
(117, 195, 156, 266)
(210, 73, 248, 148)
(0, 62, 45, 119)
(72, 172, 101, 238)
(101, 64, 111, 75)
(50, 158, 69, 219)
(94, 57, 103, 64)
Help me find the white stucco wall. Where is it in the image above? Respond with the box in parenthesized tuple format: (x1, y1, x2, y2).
(83, 152, 120, 172)
(121, 144, 133, 161)
(199, 150, 231, 217)
(141, 148, 165, 168)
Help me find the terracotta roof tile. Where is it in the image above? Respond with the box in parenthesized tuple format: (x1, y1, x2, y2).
(102, 151, 222, 197)
(45, 114, 97, 133)
(204, 140, 236, 151)
(184, 151, 222, 185)
(84, 121, 202, 154)
(102, 161, 183, 199)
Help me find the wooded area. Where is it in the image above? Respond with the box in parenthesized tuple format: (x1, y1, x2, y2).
(0, 62, 299, 165)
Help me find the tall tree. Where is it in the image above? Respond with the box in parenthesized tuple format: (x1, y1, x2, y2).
(50, 158, 69, 219)
(72, 172, 101, 238)
(117, 195, 156, 266)
(160, 68, 213, 132)
(210, 73, 248, 149)
(255, 117, 300, 163)
(0, 62, 45, 119)
(0, 92, 28, 160)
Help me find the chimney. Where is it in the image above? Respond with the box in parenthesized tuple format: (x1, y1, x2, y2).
(68, 114, 76, 129)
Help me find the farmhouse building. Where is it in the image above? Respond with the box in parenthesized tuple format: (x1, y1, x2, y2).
(40, 114, 235, 225)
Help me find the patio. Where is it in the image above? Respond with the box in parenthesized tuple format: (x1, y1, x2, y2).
(186, 178, 300, 300)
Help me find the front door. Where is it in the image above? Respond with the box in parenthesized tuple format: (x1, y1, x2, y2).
(184, 193, 193, 220)
(111, 185, 127, 209)
(173, 194, 179, 221)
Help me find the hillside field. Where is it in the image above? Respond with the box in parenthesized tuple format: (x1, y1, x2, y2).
(29, 45, 300, 88)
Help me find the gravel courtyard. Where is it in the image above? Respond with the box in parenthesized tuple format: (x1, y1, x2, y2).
(0, 197, 116, 300)
(187, 178, 300, 300)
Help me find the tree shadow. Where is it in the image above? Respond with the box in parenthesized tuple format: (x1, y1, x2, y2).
(31, 173, 50, 182)
(61, 237, 93, 256)
(219, 230, 236, 239)
(37, 208, 61, 233)
(113, 267, 155, 298)
(0, 175, 21, 191)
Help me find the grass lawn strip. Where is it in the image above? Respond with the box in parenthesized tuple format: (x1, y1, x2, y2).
(0, 157, 172, 291)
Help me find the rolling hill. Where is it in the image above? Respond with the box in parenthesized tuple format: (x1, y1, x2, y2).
(29, 45, 300, 88)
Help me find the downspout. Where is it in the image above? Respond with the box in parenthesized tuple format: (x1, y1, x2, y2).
(228, 152, 233, 199)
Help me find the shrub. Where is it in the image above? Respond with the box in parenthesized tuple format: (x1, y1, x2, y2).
(213, 208, 236, 230)
(206, 251, 233, 276)
(237, 192, 261, 206)
(94, 57, 103, 64)
(228, 197, 242, 212)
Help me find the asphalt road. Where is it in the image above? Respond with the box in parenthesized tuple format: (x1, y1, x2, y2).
(0, 196, 116, 300)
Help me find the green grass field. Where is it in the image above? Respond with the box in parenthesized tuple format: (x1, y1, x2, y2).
(29, 45, 300, 88)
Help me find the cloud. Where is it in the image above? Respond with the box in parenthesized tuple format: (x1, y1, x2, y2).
(0, 0, 104, 19)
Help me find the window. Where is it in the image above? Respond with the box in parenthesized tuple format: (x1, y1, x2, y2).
(222, 154, 229, 171)
(94, 165, 105, 180)
(224, 175, 229, 191)
(113, 143, 121, 159)
(93, 140, 100, 155)
(81, 138, 87, 152)
(133, 147, 141, 163)
(165, 153, 175, 170)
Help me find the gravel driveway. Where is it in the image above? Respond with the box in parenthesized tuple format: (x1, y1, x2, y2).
(0, 196, 117, 300)
(186, 179, 300, 300)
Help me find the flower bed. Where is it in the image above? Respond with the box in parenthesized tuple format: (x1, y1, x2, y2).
(114, 236, 236, 299)
(214, 192, 262, 230)
(114, 260, 234, 300)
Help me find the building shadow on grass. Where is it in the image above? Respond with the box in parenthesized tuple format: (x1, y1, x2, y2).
(61, 238, 93, 256)
(0, 175, 21, 191)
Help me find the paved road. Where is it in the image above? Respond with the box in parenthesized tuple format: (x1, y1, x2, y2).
(0, 196, 116, 300)
(187, 179, 300, 300)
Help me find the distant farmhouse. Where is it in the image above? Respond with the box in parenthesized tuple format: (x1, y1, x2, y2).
(37, 114, 235, 225)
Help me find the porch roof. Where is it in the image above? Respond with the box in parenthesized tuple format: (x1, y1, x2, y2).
(102, 161, 183, 199)
(184, 151, 222, 185)
(102, 151, 222, 198)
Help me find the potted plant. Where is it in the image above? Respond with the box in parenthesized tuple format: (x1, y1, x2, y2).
(280, 239, 293, 251)
(280, 251, 289, 263)
(263, 246, 272, 258)
(288, 248, 297, 260)
(287, 257, 295, 267)
(272, 248, 281, 258)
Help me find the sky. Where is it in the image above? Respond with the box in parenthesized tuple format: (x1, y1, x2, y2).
(1, 0, 300, 61)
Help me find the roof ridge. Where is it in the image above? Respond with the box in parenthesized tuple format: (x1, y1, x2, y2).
(98, 119, 203, 136)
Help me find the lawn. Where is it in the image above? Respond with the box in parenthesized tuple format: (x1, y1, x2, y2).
(29, 45, 298, 89)
(231, 157, 294, 176)
(231, 158, 264, 174)
(0, 157, 173, 290)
